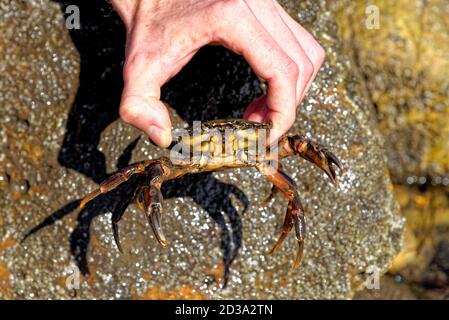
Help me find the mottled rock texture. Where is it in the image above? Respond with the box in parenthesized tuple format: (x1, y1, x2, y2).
(0, 0, 403, 299)
(332, 0, 449, 183)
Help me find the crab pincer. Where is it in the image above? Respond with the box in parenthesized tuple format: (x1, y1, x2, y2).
(142, 185, 167, 246)
(287, 134, 343, 186)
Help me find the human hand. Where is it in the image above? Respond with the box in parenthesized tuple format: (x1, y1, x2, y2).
(111, 0, 325, 147)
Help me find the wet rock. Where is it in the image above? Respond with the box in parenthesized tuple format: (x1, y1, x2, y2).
(387, 184, 449, 300)
(0, 0, 403, 299)
(389, 185, 449, 276)
(421, 266, 448, 289)
(332, 0, 449, 183)
(434, 240, 449, 274)
(0, 0, 79, 299)
(417, 240, 449, 297)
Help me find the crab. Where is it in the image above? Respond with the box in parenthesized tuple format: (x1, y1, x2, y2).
(80, 119, 342, 269)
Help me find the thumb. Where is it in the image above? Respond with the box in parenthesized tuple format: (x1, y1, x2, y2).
(119, 94, 172, 148)
(119, 44, 173, 148)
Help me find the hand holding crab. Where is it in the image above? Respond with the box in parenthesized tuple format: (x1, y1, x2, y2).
(110, 0, 325, 147)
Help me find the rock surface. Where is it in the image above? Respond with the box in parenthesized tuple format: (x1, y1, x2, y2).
(332, 0, 449, 183)
(0, 0, 404, 299)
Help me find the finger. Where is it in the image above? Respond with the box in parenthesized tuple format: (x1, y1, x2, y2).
(119, 95, 172, 147)
(212, 1, 298, 142)
(120, 57, 173, 148)
(244, 96, 268, 123)
(273, 1, 325, 99)
(245, 0, 314, 104)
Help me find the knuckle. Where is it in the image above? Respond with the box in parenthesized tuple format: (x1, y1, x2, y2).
(210, 0, 249, 38)
(119, 104, 138, 124)
(299, 57, 314, 79)
(214, 0, 246, 19)
(315, 45, 326, 65)
(282, 58, 299, 80)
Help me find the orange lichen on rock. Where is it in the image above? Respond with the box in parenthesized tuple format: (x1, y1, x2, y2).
(0, 236, 16, 252)
(132, 285, 208, 300)
(0, 262, 12, 299)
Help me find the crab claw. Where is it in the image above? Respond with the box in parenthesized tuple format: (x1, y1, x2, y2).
(143, 186, 168, 246)
(290, 135, 343, 187)
(147, 203, 167, 246)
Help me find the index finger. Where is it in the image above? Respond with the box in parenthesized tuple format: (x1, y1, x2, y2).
(211, 1, 299, 142)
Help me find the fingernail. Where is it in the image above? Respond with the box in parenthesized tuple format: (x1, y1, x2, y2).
(147, 125, 172, 148)
(247, 112, 265, 123)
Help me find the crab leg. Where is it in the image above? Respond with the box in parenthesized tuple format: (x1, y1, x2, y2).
(262, 162, 286, 206)
(106, 186, 146, 253)
(262, 184, 279, 207)
(268, 204, 293, 253)
(112, 210, 125, 253)
(257, 161, 306, 269)
(79, 160, 153, 209)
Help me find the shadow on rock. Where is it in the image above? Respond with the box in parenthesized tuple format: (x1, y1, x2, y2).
(25, 0, 262, 286)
